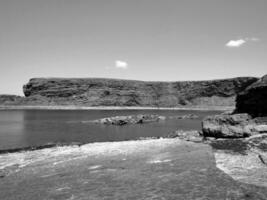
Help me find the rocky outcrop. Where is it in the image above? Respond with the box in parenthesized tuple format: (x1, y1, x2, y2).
(213, 134, 267, 187)
(168, 114, 199, 119)
(87, 114, 166, 125)
(202, 114, 267, 138)
(167, 130, 203, 142)
(235, 74, 267, 117)
(21, 77, 258, 107)
(0, 95, 25, 105)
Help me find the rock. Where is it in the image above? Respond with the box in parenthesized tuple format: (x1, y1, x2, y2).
(89, 114, 166, 126)
(158, 116, 167, 120)
(246, 133, 267, 151)
(19, 77, 258, 107)
(211, 133, 267, 187)
(252, 125, 267, 133)
(167, 130, 203, 142)
(235, 74, 267, 117)
(202, 113, 267, 138)
(202, 114, 254, 138)
(0, 95, 25, 105)
(0, 170, 6, 178)
(214, 149, 267, 187)
(168, 114, 199, 119)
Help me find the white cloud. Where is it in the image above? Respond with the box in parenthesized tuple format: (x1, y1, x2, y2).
(225, 37, 260, 48)
(115, 60, 128, 69)
(249, 37, 260, 42)
(225, 39, 246, 47)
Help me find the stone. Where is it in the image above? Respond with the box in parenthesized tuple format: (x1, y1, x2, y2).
(202, 114, 255, 138)
(167, 130, 203, 142)
(252, 125, 267, 133)
(89, 114, 166, 126)
(168, 114, 199, 119)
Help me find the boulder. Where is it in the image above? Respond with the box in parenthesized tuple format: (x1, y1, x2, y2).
(202, 114, 256, 138)
(167, 130, 203, 142)
(235, 74, 267, 117)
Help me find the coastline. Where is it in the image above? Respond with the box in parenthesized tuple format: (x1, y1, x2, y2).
(0, 105, 234, 111)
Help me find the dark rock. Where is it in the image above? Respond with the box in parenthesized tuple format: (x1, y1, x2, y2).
(235, 74, 267, 117)
(88, 114, 166, 126)
(246, 133, 267, 152)
(20, 77, 258, 107)
(208, 133, 267, 156)
(0, 95, 25, 105)
(208, 139, 249, 154)
(167, 130, 203, 142)
(168, 114, 199, 119)
(0, 171, 6, 178)
(202, 114, 258, 138)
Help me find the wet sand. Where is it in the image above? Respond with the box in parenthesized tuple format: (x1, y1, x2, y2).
(0, 139, 266, 200)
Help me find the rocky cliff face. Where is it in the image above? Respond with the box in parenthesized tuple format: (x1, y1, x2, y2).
(0, 95, 24, 105)
(21, 77, 258, 107)
(235, 74, 267, 117)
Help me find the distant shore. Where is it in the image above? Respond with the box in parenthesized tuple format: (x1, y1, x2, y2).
(0, 105, 234, 111)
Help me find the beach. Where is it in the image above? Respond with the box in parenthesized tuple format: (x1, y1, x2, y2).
(1, 138, 267, 200)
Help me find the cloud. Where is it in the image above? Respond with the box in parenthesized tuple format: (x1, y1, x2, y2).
(249, 37, 260, 42)
(225, 37, 260, 48)
(115, 60, 128, 69)
(225, 39, 246, 47)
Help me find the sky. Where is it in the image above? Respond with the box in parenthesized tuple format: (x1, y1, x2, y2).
(0, 0, 266, 95)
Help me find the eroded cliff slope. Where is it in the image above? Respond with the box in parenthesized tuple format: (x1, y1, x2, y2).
(235, 74, 267, 117)
(21, 77, 258, 107)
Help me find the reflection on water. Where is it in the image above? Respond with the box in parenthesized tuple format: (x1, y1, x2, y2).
(0, 109, 221, 150)
(0, 111, 26, 150)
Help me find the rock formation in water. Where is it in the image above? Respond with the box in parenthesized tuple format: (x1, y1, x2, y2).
(88, 114, 199, 126)
(87, 114, 166, 125)
(235, 74, 267, 117)
(20, 77, 258, 107)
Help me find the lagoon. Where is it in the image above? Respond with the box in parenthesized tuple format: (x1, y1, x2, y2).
(0, 109, 221, 150)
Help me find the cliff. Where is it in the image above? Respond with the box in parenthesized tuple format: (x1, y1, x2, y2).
(235, 74, 267, 117)
(0, 95, 25, 105)
(20, 77, 258, 107)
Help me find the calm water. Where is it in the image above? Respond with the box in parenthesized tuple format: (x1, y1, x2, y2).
(0, 109, 221, 150)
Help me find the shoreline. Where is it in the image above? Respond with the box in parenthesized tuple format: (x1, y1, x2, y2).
(0, 105, 234, 111)
(1, 137, 266, 199)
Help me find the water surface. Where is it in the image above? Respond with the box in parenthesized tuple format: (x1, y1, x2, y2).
(0, 109, 221, 150)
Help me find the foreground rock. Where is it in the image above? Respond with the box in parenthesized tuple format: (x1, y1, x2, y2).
(202, 113, 267, 138)
(167, 130, 203, 143)
(235, 74, 267, 117)
(88, 114, 166, 125)
(211, 134, 267, 187)
(1, 139, 267, 199)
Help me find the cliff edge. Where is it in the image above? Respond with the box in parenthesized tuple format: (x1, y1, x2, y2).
(20, 77, 257, 107)
(235, 74, 267, 117)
